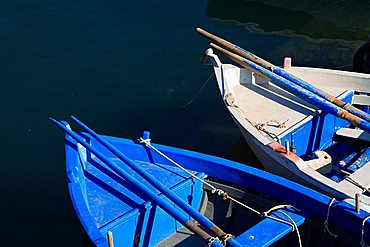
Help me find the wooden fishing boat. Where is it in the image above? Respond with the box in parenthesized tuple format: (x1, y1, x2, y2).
(51, 116, 370, 247)
(197, 28, 370, 210)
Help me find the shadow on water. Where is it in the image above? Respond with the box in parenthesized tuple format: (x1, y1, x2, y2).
(226, 137, 263, 169)
(205, 0, 370, 41)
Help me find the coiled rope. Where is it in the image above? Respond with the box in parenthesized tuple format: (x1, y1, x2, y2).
(226, 101, 284, 143)
(138, 137, 302, 247)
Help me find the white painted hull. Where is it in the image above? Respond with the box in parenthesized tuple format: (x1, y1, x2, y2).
(208, 51, 370, 208)
(232, 115, 349, 199)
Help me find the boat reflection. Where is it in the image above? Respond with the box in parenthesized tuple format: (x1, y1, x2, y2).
(205, 0, 370, 41)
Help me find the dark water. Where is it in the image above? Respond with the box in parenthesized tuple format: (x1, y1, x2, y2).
(1, 0, 368, 246)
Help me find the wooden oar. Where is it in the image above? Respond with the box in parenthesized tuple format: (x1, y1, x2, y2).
(210, 43, 370, 133)
(197, 27, 370, 123)
(49, 117, 225, 247)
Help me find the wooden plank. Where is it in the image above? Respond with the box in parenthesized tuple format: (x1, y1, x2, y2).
(335, 128, 370, 143)
(348, 162, 370, 189)
(353, 95, 370, 106)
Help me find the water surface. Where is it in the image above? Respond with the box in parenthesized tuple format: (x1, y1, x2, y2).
(0, 0, 366, 245)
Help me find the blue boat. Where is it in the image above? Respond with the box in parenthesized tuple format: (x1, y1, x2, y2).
(51, 116, 370, 247)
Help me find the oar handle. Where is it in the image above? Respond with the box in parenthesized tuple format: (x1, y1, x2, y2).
(196, 27, 274, 69)
(210, 43, 370, 133)
(49, 117, 223, 247)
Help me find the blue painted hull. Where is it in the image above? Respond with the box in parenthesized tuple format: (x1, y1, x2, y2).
(58, 120, 370, 246)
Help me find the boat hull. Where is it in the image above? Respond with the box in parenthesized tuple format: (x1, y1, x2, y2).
(231, 114, 350, 200)
(211, 57, 370, 207)
(51, 117, 370, 246)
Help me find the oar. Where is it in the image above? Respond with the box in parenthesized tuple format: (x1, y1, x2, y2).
(210, 43, 370, 133)
(49, 117, 224, 247)
(197, 28, 370, 123)
(70, 116, 242, 247)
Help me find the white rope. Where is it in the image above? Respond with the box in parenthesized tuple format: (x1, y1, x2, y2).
(139, 136, 305, 246)
(139, 137, 263, 216)
(220, 234, 233, 246)
(233, 105, 282, 143)
(361, 215, 370, 247)
(324, 198, 338, 238)
(277, 210, 302, 247)
(261, 205, 302, 247)
(228, 195, 261, 215)
(138, 137, 217, 191)
(207, 237, 220, 246)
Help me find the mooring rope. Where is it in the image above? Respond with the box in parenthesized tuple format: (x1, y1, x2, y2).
(182, 71, 215, 108)
(323, 198, 338, 238)
(181, 71, 216, 155)
(138, 137, 302, 247)
(278, 210, 302, 247)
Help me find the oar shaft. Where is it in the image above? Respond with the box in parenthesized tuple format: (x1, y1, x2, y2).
(70, 116, 242, 247)
(50, 118, 223, 247)
(197, 27, 370, 123)
(273, 67, 370, 122)
(210, 43, 370, 133)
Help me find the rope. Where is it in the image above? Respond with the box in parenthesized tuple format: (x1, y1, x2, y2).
(139, 137, 262, 216)
(139, 137, 302, 246)
(138, 137, 216, 190)
(207, 237, 221, 246)
(261, 205, 302, 247)
(182, 72, 215, 108)
(220, 234, 234, 246)
(323, 198, 338, 238)
(361, 215, 370, 247)
(232, 104, 283, 143)
(181, 71, 216, 154)
(277, 210, 302, 247)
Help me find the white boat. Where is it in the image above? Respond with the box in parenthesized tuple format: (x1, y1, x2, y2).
(204, 46, 370, 209)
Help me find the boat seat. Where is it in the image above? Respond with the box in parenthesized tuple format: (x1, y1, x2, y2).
(305, 151, 332, 174)
(347, 161, 370, 190)
(334, 128, 370, 143)
(234, 208, 306, 246)
(353, 94, 370, 106)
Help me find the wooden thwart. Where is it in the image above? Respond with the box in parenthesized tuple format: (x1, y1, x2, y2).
(335, 128, 370, 143)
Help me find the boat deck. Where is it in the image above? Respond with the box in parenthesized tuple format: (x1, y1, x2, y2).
(233, 82, 348, 137)
(79, 152, 206, 234)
